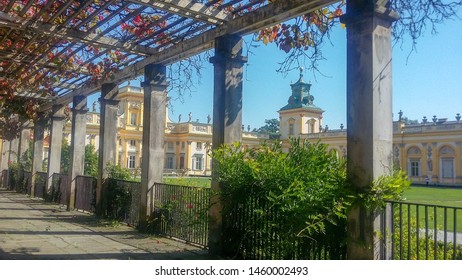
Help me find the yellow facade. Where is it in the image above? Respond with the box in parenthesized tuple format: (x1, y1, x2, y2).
(62, 85, 268, 176)
(278, 75, 462, 186)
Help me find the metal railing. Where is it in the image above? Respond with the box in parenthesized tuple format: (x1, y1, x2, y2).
(51, 173, 69, 205)
(223, 189, 346, 260)
(1, 169, 8, 188)
(34, 172, 47, 199)
(386, 201, 462, 260)
(105, 178, 141, 227)
(75, 175, 96, 212)
(152, 183, 210, 247)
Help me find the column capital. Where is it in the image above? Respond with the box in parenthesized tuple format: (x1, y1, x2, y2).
(210, 35, 248, 65)
(101, 83, 120, 101)
(140, 79, 169, 88)
(100, 97, 120, 106)
(72, 95, 88, 113)
(209, 55, 248, 65)
(340, 1, 399, 26)
(143, 64, 168, 87)
(51, 104, 66, 120)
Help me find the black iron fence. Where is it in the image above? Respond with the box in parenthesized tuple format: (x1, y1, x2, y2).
(152, 183, 210, 247)
(386, 200, 462, 260)
(51, 172, 69, 205)
(222, 189, 347, 260)
(23, 171, 31, 194)
(105, 178, 141, 227)
(75, 175, 96, 212)
(34, 172, 47, 199)
(1, 169, 8, 188)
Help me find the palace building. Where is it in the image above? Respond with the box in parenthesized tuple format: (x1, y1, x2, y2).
(30, 72, 462, 185)
(278, 72, 462, 186)
(59, 85, 268, 177)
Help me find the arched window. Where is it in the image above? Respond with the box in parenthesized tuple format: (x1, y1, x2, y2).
(287, 118, 296, 136)
(306, 119, 316, 134)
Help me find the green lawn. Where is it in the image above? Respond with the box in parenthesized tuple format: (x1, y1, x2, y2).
(162, 176, 211, 188)
(403, 185, 462, 208)
(399, 185, 462, 232)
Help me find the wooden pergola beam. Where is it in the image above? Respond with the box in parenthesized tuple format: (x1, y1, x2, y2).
(41, 0, 336, 110)
(129, 0, 229, 24)
(0, 20, 157, 56)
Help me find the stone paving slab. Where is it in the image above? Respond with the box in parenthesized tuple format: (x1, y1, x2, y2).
(0, 188, 209, 260)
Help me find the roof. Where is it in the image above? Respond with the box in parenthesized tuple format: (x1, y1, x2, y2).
(0, 0, 336, 111)
(279, 68, 323, 112)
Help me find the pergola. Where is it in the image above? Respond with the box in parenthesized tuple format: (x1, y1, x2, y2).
(0, 0, 397, 259)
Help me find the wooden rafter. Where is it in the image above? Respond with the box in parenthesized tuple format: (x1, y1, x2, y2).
(42, 0, 337, 109)
(128, 0, 229, 25)
(0, 20, 157, 56)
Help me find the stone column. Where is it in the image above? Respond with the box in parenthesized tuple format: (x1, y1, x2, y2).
(68, 95, 88, 211)
(31, 115, 46, 197)
(208, 34, 247, 256)
(18, 123, 31, 165)
(0, 140, 10, 172)
(139, 64, 168, 229)
(342, 0, 398, 259)
(96, 83, 120, 214)
(186, 141, 192, 171)
(47, 105, 66, 193)
(9, 137, 19, 164)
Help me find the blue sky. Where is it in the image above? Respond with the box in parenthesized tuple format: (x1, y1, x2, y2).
(88, 11, 462, 131)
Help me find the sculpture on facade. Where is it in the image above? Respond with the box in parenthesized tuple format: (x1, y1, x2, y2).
(427, 146, 433, 171)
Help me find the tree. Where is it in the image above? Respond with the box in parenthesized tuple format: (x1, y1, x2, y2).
(60, 139, 70, 174)
(1, 0, 461, 134)
(84, 144, 99, 178)
(60, 142, 99, 177)
(255, 0, 462, 74)
(255, 118, 280, 139)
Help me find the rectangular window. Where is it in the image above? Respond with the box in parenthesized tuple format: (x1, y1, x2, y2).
(410, 160, 420, 177)
(179, 155, 185, 169)
(166, 154, 174, 169)
(129, 139, 136, 146)
(289, 124, 294, 136)
(128, 155, 136, 169)
(130, 112, 137, 125)
(194, 156, 203, 170)
(442, 159, 454, 178)
(196, 142, 202, 150)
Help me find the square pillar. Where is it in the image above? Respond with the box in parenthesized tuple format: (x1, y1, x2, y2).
(47, 105, 66, 193)
(208, 34, 247, 256)
(341, 0, 398, 259)
(31, 115, 46, 197)
(1, 140, 10, 172)
(139, 64, 168, 229)
(96, 83, 120, 214)
(68, 95, 88, 210)
(9, 137, 19, 164)
(18, 123, 31, 166)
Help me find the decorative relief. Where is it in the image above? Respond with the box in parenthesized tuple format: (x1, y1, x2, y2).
(439, 146, 455, 155)
(192, 125, 207, 132)
(407, 146, 421, 155)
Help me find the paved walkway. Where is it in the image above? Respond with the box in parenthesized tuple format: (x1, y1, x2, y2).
(0, 188, 209, 260)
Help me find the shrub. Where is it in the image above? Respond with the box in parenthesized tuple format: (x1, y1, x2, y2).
(212, 138, 411, 259)
(103, 163, 134, 220)
(212, 139, 351, 259)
